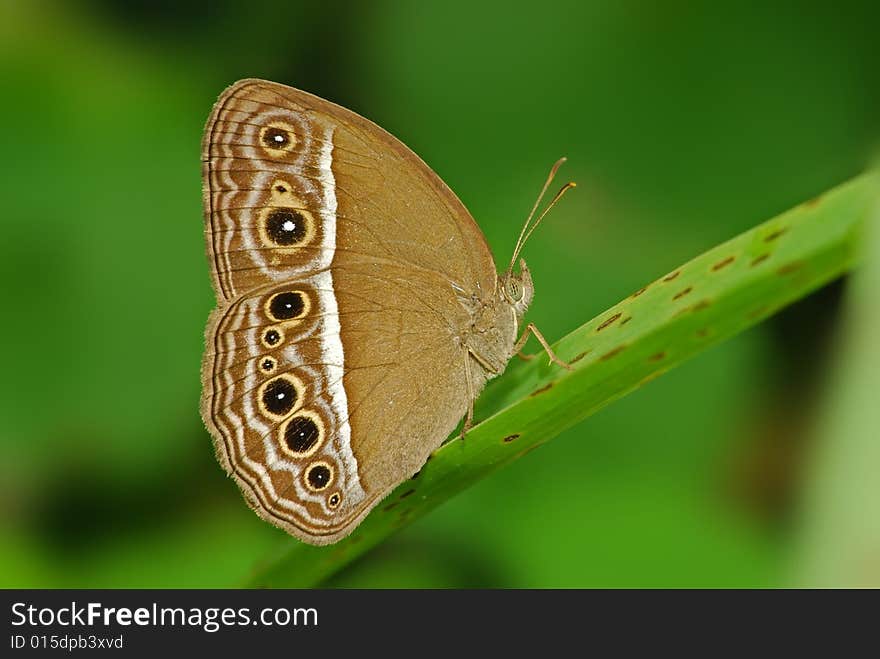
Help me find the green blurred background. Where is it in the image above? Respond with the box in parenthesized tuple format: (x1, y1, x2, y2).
(1, 0, 878, 588)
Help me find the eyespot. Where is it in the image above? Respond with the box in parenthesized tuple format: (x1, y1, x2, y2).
(271, 179, 293, 199)
(257, 374, 303, 419)
(263, 128, 289, 147)
(265, 290, 308, 322)
(304, 462, 334, 492)
(264, 208, 309, 245)
(259, 189, 316, 249)
(279, 411, 324, 458)
(261, 327, 284, 348)
(260, 357, 277, 373)
(259, 122, 296, 154)
(327, 492, 341, 510)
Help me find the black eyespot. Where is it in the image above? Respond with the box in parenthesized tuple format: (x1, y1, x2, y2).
(328, 493, 341, 509)
(264, 329, 281, 346)
(262, 127, 290, 148)
(269, 291, 305, 321)
(261, 358, 275, 372)
(284, 416, 320, 454)
(306, 464, 332, 491)
(265, 209, 308, 245)
(262, 378, 298, 416)
(275, 185, 287, 193)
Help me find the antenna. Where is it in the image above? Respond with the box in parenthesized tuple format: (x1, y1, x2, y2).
(507, 157, 576, 273)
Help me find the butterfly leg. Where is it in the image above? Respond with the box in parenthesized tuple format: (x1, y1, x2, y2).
(462, 350, 476, 439)
(514, 323, 573, 371)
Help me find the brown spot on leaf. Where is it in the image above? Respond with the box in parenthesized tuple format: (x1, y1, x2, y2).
(648, 352, 666, 362)
(673, 287, 693, 300)
(570, 349, 592, 364)
(530, 382, 554, 397)
(596, 312, 623, 331)
(764, 227, 788, 242)
(777, 262, 803, 275)
(751, 254, 770, 267)
(383, 502, 399, 512)
(600, 345, 627, 361)
(663, 270, 681, 282)
(502, 434, 520, 443)
(620, 316, 633, 326)
(712, 256, 735, 271)
(692, 299, 712, 312)
(399, 489, 416, 499)
(696, 328, 709, 338)
(630, 286, 649, 298)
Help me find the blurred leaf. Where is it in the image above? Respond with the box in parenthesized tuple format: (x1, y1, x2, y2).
(247, 171, 879, 587)
(792, 183, 880, 587)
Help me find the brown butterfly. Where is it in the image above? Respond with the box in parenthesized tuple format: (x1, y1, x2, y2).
(200, 79, 573, 545)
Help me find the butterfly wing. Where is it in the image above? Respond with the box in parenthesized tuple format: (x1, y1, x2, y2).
(201, 79, 498, 544)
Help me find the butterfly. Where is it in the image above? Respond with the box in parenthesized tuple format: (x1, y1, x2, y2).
(200, 79, 573, 545)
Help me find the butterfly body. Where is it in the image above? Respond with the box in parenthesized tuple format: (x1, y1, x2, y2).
(201, 79, 546, 544)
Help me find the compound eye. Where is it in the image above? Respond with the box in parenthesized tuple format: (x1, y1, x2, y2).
(506, 279, 523, 302)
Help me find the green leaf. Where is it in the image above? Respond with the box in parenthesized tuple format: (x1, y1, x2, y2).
(246, 171, 879, 588)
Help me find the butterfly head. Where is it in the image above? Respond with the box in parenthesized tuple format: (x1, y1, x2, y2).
(501, 258, 534, 321)
(504, 157, 575, 318)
